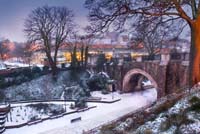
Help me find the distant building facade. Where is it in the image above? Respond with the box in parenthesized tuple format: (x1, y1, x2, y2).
(30, 37, 190, 66)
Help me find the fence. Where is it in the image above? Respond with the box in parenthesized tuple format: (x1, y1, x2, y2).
(0, 104, 10, 134)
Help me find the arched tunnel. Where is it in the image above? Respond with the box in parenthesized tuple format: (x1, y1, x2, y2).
(122, 69, 158, 98)
(128, 74, 149, 92)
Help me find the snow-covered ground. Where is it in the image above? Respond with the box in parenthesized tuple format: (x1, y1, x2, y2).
(90, 91, 120, 101)
(5, 88, 157, 134)
(5, 102, 77, 126)
(4, 61, 30, 68)
(3, 61, 44, 69)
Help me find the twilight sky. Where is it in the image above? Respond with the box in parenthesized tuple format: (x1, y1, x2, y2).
(0, 0, 88, 42)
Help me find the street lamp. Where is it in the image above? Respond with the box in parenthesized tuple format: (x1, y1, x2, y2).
(64, 90, 67, 113)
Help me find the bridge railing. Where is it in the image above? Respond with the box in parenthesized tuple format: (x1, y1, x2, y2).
(170, 52, 189, 61)
(140, 53, 189, 62)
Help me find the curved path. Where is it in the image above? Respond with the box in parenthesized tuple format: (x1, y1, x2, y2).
(5, 89, 157, 134)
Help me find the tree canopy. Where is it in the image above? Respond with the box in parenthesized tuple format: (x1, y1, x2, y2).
(85, 0, 200, 86)
(24, 5, 75, 75)
(0, 39, 10, 61)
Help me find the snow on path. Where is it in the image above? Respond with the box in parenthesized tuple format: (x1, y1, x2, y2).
(5, 88, 157, 134)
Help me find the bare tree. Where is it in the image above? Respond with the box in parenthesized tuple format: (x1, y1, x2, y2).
(79, 34, 94, 67)
(23, 42, 34, 66)
(66, 33, 94, 68)
(130, 17, 169, 59)
(12, 42, 25, 58)
(85, 0, 200, 86)
(0, 39, 9, 61)
(24, 5, 75, 75)
(65, 34, 80, 68)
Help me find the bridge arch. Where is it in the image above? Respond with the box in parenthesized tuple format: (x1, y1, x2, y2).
(122, 68, 158, 92)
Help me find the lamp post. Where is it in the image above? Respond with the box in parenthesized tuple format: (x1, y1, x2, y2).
(64, 91, 67, 113)
(112, 88, 114, 100)
(112, 80, 115, 100)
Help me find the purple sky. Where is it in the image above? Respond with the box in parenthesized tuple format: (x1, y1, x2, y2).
(0, 0, 88, 42)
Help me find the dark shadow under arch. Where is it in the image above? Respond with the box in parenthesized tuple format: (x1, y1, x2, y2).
(122, 68, 158, 92)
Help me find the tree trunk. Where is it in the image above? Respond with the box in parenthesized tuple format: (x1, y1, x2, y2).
(46, 52, 57, 76)
(190, 18, 200, 86)
(81, 45, 84, 67)
(51, 62, 57, 76)
(53, 49, 58, 76)
(85, 46, 89, 68)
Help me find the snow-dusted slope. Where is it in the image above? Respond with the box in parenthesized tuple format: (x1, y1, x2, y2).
(4, 70, 90, 101)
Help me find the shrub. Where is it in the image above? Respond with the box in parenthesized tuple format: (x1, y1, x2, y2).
(29, 115, 39, 121)
(1, 66, 45, 88)
(43, 66, 49, 72)
(32, 66, 42, 74)
(0, 76, 6, 88)
(28, 103, 49, 111)
(100, 124, 117, 134)
(102, 89, 109, 94)
(70, 103, 75, 109)
(0, 90, 5, 102)
(154, 101, 175, 114)
(87, 73, 109, 91)
(14, 75, 25, 85)
(21, 68, 33, 79)
(61, 63, 65, 68)
(189, 96, 200, 104)
(75, 97, 87, 108)
(51, 109, 64, 115)
(189, 96, 200, 112)
(190, 103, 200, 112)
(32, 66, 42, 78)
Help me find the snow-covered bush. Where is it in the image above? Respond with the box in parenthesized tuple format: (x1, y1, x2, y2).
(115, 118, 134, 132)
(75, 97, 87, 108)
(63, 83, 89, 109)
(42, 66, 49, 72)
(133, 90, 200, 134)
(28, 103, 65, 116)
(1, 67, 46, 89)
(28, 103, 49, 111)
(0, 90, 5, 102)
(32, 66, 42, 75)
(188, 96, 200, 112)
(87, 72, 110, 92)
(0, 76, 6, 88)
(64, 85, 90, 100)
(22, 68, 33, 78)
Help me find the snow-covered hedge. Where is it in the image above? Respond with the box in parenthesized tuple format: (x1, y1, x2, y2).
(3, 70, 91, 102)
(87, 72, 113, 94)
(0, 67, 44, 89)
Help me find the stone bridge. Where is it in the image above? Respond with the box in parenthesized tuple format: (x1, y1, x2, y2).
(106, 61, 189, 98)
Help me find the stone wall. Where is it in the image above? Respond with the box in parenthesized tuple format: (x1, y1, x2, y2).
(105, 61, 189, 98)
(165, 61, 189, 94)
